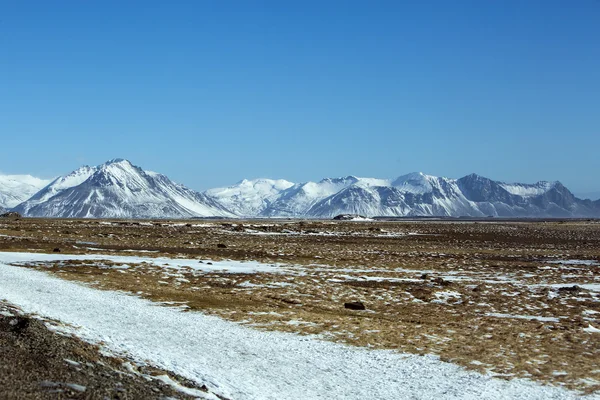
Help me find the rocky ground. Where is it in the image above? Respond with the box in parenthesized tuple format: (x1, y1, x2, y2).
(1, 217, 599, 395)
(0, 302, 218, 399)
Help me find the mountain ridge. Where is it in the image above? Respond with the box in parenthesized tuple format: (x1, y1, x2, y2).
(206, 172, 600, 218)
(2, 160, 599, 218)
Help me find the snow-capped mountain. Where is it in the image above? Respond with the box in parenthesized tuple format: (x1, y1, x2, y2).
(206, 172, 600, 218)
(6, 161, 600, 219)
(14, 159, 235, 219)
(0, 174, 52, 209)
(17, 166, 97, 212)
(261, 176, 366, 217)
(205, 179, 294, 217)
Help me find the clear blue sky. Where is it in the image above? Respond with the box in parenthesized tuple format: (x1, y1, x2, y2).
(1, 1, 599, 193)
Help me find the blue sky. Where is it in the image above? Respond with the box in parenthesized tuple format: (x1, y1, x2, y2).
(1, 1, 599, 193)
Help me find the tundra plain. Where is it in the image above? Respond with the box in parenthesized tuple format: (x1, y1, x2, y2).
(1, 217, 599, 395)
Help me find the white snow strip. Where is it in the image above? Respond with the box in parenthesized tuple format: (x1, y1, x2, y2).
(152, 374, 218, 399)
(583, 325, 600, 334)
(0, 252, 594, 400)
(1, 251, 287, 275)
(548, 260, 599, 266)
(485, 313, 560, 323)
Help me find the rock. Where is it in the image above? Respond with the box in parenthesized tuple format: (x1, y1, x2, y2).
(558, 285, 581, 294)
(433, 277, 451, 287)
(420, 273, 428, 280)
(53, 248, 61, 253)
(8, 317, 29, 334)
(0, 211, 21, 218)
(344, 301, 366, 310)
(217, 243, 227, 248)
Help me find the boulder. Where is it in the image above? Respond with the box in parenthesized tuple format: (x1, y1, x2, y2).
(558, 285, 581, 294)
(344, 301, 366, 310)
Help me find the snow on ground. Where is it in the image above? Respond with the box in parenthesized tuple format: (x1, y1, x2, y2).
(0, 252, 596, 400)
(485, 313, 560, 323)
(1, 251, 286, 275)
(548, 259, 599, 266)
(583, 325, 600, 334)
(346, 216, 374, 221)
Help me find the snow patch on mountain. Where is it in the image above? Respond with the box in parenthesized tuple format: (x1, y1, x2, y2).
(499, 181, 557, 197)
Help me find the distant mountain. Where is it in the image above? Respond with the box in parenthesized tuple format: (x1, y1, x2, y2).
(7, 161, 600, 219)
(0, 174, 52, 209)
(576, 191, 600, 201)
(14, 159, 235, 219)
(206, 172, 600, 218)
(205, 178, 294, 217)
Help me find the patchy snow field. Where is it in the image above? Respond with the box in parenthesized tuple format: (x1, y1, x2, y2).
(0, 252, 592, 400)
(2, 251, 288, 275)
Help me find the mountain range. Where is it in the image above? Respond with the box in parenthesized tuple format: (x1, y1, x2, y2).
(1, 159, 599, 219)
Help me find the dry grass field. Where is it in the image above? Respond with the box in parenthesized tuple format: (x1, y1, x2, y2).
(1, 217, 599, 394)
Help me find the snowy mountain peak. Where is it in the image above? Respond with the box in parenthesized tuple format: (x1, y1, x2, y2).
(14, 160, 234, 219)
(98, 159, 140, 174)
(206, 178, 295, 217)
(103, 158, 129, 165)
(0, 174, 52, 209)
(319, 176, 359, 184)
(234, 178, 295, 189)
(391, 172, 439, 194)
